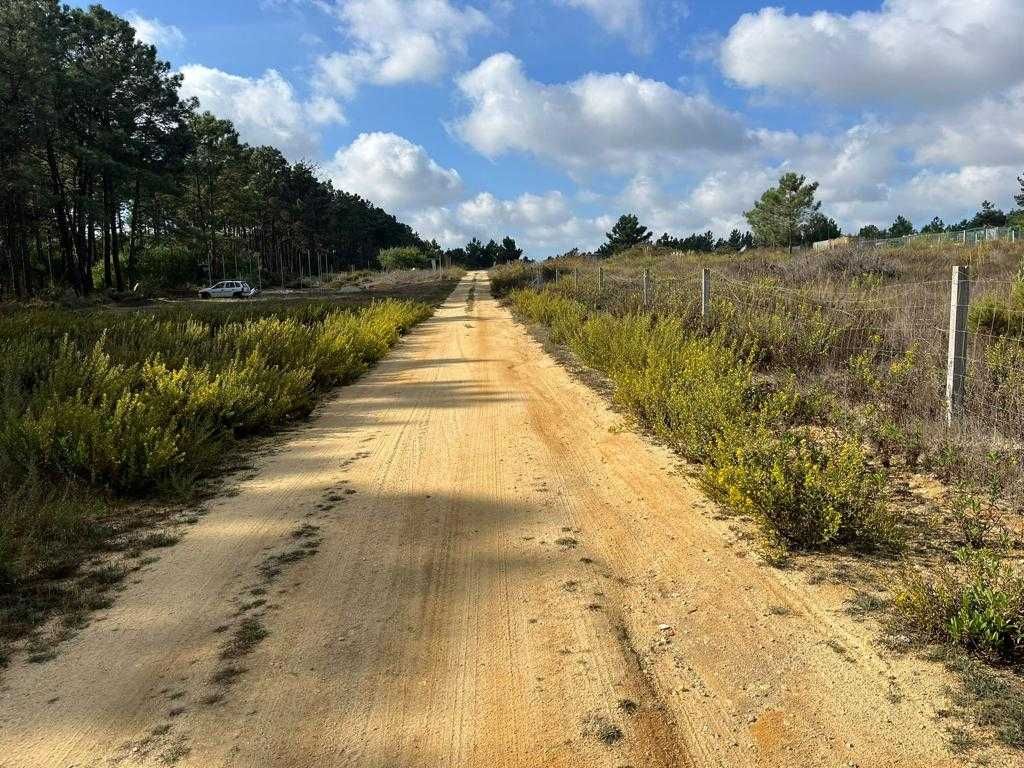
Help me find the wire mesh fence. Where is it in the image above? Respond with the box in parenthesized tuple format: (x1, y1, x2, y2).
(859, 224, 1023, 250)
(539, 258, 1024, 490)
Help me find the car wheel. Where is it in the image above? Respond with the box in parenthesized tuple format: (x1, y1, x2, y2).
(200, 292, 210, 299)
(232, 291, 242, 299)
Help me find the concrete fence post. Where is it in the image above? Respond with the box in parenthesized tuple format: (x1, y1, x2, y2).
(946, 265, 971, 425)
(642, 269, 649, 308)
(573, 268, 578, 293)
(700, 268, 711, 321)
(598, 266, 604, 292)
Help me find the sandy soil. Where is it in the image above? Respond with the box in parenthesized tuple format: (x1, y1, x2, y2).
(0, 272, 1000, 767)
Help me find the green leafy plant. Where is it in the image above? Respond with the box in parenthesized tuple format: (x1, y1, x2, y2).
(894, 549, 1024, 661)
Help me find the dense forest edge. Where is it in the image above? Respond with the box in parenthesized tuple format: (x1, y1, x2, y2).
(0, 1, 522, 301)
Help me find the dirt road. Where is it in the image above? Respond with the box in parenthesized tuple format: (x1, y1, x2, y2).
(0, 272, 983, 766)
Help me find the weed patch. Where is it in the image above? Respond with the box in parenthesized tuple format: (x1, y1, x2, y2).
(946, 654, 1024, 749)
(892, 549, 1024, 661)
(221, 617, 269, 661)
(581, 713, 624, 746)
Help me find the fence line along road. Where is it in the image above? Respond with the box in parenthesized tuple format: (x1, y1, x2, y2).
(546, 262, 1023, 442)
(812, 224, 1024, 252)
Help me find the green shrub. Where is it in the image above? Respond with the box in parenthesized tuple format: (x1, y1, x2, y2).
(707, 430, 894, 549)
(378, 246, 429, 271)
(489, 262, 537, 297)
(846, 341, 936, 465)
(711, 293, 846, 370)
(970, 281, 1024, 339)
(0, 297, 432, 643)
(980, 337, 1024, 418)
(0, 299, 430, 495)
(893, 549, 1024, 661)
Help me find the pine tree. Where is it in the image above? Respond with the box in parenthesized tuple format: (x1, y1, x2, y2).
(603, 214, 652, 255)
(744, 173, 820, 253)
(969, 201, 1007, 228)
(498, 235, 523, 263)
(887, 215, 915, 238)
(801, 212, 841, 244)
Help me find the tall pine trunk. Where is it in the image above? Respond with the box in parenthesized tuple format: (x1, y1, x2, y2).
(45, 135, 80, 294)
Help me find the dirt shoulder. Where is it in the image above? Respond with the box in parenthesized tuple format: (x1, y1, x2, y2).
(0, 272, 1005, 767)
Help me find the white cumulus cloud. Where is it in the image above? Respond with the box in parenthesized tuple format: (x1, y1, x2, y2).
(910, 85, 1024, 168)
(410, 194, 605, 254)
(457, 191, 599, 247)
(454, 53, 752, 173)
(324, 132, 464, 209)
(720, 0, 1024, 106)
(315, 0, 489, 97)
(179, 65, 344, 160)
(127, 12, 186, 49)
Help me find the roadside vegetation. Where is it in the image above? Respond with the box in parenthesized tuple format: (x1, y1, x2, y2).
(507, 287, 895, 555)
(494, 236, 1024, 745)
(0, 295, 433, 663)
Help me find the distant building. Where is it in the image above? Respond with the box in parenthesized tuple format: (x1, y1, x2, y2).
(812, 236, 861, 251)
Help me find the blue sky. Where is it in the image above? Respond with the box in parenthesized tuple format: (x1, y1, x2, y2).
(76, 0, 1024, 256)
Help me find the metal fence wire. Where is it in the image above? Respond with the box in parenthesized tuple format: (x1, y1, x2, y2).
(546, 260, 1024, 487)
(863, 225, 1024, 251)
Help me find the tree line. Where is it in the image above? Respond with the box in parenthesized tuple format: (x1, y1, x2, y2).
(584, 172, 1024, 260)
(444, 236, 523, 268)
(0, 1, 454, 298)
(856, 196, 1024, 241)
(566, 214, 755, 259)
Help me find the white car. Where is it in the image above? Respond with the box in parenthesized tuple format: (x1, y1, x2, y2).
(198, 280, 258, 299)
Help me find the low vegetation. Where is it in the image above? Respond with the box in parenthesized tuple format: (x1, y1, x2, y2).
(496, 239, 1024, 696)
(894, 548, 1024, 661)
(0, 296, 432, 656)
(508, 289, 897, 555)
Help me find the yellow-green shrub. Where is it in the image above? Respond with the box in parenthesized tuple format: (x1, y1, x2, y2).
(489, 262, 538, 297)
(509, 287, 894, 552)
(969, 281, 1024, 339)
(0, 299, 429, 495)
(707, 430, 893, 549)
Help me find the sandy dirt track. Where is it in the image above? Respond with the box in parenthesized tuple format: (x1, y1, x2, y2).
(0, 272, 985, 767)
